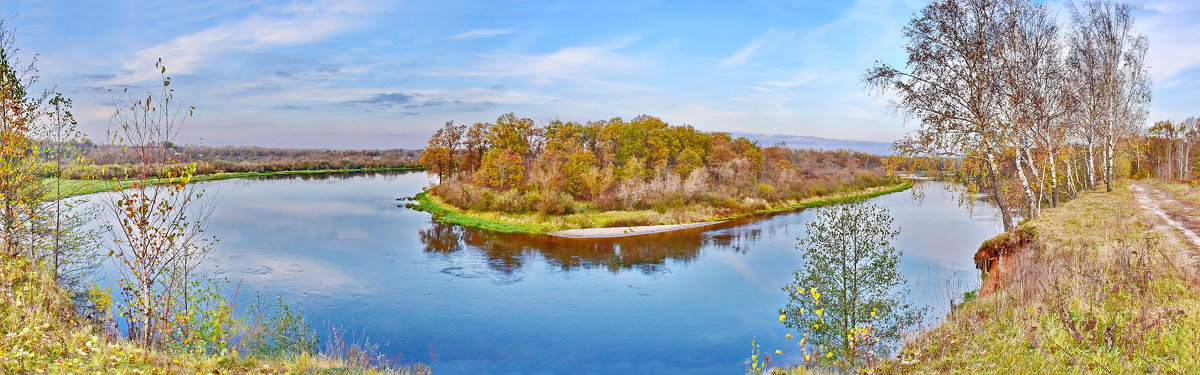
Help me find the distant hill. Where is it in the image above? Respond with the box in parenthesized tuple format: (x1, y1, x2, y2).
(731, 133, 894, 156)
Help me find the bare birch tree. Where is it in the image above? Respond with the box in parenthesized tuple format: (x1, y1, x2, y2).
(1066, 0, 1151, 192)
(865, 0, 1018, 230)
(103, 59, 214, 347)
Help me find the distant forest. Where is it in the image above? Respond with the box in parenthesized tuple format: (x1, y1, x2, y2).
(53, 143, 420, 179)
(420, 113, 891, 214)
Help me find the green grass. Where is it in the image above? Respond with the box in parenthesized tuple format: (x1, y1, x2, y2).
(409, 180, 914, 234)
(409, 191, 550, 233)
(744, 179, 914, 217)
(45, 167, 423, 200)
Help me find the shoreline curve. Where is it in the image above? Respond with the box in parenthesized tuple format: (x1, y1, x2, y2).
(547, 220, 727, 238)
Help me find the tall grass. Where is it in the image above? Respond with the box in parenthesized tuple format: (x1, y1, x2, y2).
(0, 254, 429, 374)
(869, 184, 1200, 373)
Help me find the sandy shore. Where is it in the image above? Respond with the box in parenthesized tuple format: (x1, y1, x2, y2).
(547, 220, 726, 238)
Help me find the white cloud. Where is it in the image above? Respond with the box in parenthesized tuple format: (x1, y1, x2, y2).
(108, 0, 376, 85)
(720, 29, 786, 67)
(447, 37, 649, 87)
(449, 28, 517, 40)
(1135, 0, 1200, 86)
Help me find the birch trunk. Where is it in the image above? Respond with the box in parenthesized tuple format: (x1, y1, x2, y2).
(986, 150, 1015, 231)
(1104, 133, 1114, 192)
(1014, 152, 1037, 220)
(1086, 141, 1096, 190)
(1047, 149, 1058, 206)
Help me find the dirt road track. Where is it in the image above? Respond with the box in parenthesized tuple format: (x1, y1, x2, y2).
(1131, 182, 1200, 274)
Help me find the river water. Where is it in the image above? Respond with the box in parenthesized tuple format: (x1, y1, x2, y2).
(87, 171, 1002, 374)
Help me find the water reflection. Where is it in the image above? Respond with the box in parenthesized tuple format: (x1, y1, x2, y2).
(82, 171, 1002, 375)
(419, 220, 765, 274)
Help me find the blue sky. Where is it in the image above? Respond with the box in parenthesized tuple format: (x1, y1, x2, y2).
(5, 0, 1199, 149)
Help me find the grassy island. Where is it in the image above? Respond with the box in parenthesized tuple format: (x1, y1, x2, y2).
(410, 179, 913, 234)
(411, 113, 904, 234)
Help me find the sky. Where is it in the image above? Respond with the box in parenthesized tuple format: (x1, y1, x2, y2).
(4, 0, 1199, 149)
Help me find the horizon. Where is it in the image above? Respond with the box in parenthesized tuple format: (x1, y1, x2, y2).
(6, 0, 1200, 149)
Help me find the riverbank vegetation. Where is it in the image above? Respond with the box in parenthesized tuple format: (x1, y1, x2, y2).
(44, 166, 421, 200)
(875, 183, 1200, 373)
(0, 22, 424, 373)
(64, 144, 419, 180)
(416, 113, 898, 230)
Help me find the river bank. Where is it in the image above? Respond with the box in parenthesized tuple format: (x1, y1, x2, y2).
(0, 252, 430, 374)
(407, 179, 914, 235)
(862, 182, 1200, 373)
(46, 166, 424, 200)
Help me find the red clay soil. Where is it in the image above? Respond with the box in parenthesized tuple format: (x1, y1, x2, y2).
(973, 227, 1035, 296)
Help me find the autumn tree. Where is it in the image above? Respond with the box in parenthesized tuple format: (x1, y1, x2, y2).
(460, 122, 491, 173)
(474, 148, 525, 190)
(419, 121, 464, 183)
(675, 148, 703, 178)
(103, 60, 215, 347)
(0, 22, 49, 256)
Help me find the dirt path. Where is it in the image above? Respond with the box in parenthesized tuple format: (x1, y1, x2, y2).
(1131, 182, 1200, 269)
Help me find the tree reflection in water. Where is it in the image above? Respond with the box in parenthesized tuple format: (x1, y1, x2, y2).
(418, 220, 765, 275)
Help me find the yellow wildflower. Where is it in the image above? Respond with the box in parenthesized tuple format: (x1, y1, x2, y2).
(815, 309, 824, 316)
(775, 350, 783, 355)
(805, 354, 811, 361)
(780, 314, 786, 323)
(786, 333, 793, 339)
(826, 352, 834, 358)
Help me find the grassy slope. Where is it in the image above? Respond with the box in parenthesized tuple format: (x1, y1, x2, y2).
(45, 167, 422, 200)
(860, 182, 1200, 373)
(0, 254, 428, 374)
(408, 180, 913, 234)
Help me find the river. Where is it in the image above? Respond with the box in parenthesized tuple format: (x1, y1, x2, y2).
(86, 170, 1002, 374)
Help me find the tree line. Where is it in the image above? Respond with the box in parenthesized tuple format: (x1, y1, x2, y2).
(866, 0, 1152, 231)
(420, 113, 892, 215)
(62, 144, 420, 179)
(1141, 117, 1199, 180)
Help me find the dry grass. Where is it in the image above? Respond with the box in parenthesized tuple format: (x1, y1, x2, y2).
(866, 184, 1200, 373)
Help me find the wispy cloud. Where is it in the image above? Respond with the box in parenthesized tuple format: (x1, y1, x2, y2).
(1136, 0, 1200, 86)
(108, 0, 376, 84)
(449, 28, 517, 40)
(345, 93, 415, 107)
(450, 37, 648, 87)
(720, 29, 788, 67)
